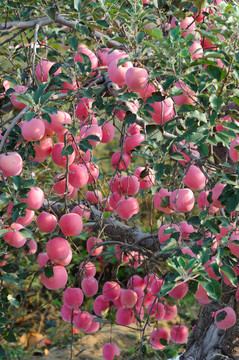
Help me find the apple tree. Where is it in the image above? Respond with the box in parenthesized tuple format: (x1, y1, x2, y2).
(0, 0, 239, 359)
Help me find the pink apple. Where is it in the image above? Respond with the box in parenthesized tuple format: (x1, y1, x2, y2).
(10, 85, 28, 109)
(120, 289, 137, 308)
(72, 205, 90, 219)
(3, 223, 27, 248)
(23, 239, 37, 255)
(79, 261, 96, 278)
(93, 295, 110, 317)
(63, 287, 84, 309)
(158, 224, 180, 244)
(73, 311, 93, 331)
(75, 97, 94, 121)
(81, 276, 98, 296)
(111, 151, 131, 171)
(125, 67, 148, 91)
(189, 41, 203, 60)
(116, 308, 135, 326)
(124, 133, 145, 153)
(134, 167, 155, 190)
(169, 282, 188, 299)
(213, 307, 236, 329)
(36, 61, 61, 82)
(170, 188, 195, 213)
(163, 303, 177, 320)
(46, 237, 71, 263)
(106, 49, 127, 66)
(101, 122, 115, 143)
(59, 213, 83, 237)
(120, 175, 139, 195)
(108, 57, 133, 85)
(150, 328, 169, 350)
(86, 190, 103, 204)
(103, 342, 120, 360)
(75, 44, 98, 70)
(116, 197, 139, 220)
(68, 164, 89, 189)
(171, 325, 188, 343)
(37, 212, 57, 233)
(41, 265, 68, 290)
(173, 80, 197, 106)
(154, 188, 174, 214)
(0, 152, 23, 177)
(97, 48, 110, 66)
(48, 111, 71, 135)
(23, 186, 44, 210)
(184, 164, 207, 191)
(52, 142, 75, 167)
(21, 118, 45, 141)
(103, 281, 121, 301)
(87, 237, 103, 256)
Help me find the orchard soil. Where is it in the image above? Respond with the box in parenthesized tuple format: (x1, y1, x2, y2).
(15, 309, 181, 360)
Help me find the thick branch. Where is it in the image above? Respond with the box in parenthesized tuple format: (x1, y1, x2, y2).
(47, 200, 157, 251)
(0, 16, 122, 47)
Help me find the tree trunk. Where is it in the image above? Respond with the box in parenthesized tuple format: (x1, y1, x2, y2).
(181, 288, 239, 360)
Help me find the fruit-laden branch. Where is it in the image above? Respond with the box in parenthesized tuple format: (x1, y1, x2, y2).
(46, 200, 158, 252)
(0, 16, 122, 48)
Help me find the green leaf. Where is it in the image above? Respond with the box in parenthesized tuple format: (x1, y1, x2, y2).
(205, 219, 220, 234)
(0, 193, 12, 205)
(19, 228, 34, 239)
(44, 267, 54, 278)
(40, 91, 55, 105)
(24, 111, 35, 122)
(124, 113, 137, 124)
(3, 328, 17, 342)
(169, 25, 180, 41)
(159, 338, 168, 345)
(45, 6, 56, 20)
(68, 36, 79, 51)
(61, 145, 74, 156)
(209, 95, 223, 112)
(170, 153, 186, 161)
(33, 83, 49, 104)
(96, 20, 109, 28)
(2, 274, 18, 284)
(158, 282, 176, 297)
(0, 344, 6, 358)
(216, 310, 227, 323)
(12, 175, 22, 190)
(42, 106, 58, 114)
(79, 139, 93, 151)
(2, 263, 19, 273)
(14, 93, 33, 106)
(0, 229, 8, 238)
(187, 216, 200, 226)
(221, 265, 237, 287)
(136, 32, 144, 44)
(74, 0, 81, 11)
(42, 113, 52, 123)
(103, 212, 111, 218)
(163, 76, 176, 91)
(151, 28, 163, 39)
(205, 65, 222, 81)
(154, 163, 165, 181)
(200, 279, 221, 301)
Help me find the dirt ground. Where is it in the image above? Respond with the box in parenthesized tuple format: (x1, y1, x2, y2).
(27, 320, 178, 360)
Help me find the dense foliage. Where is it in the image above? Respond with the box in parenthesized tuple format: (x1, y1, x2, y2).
(0, 0, 239, 359)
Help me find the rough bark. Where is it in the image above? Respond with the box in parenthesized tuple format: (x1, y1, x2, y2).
(181, 288, 239, 360)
